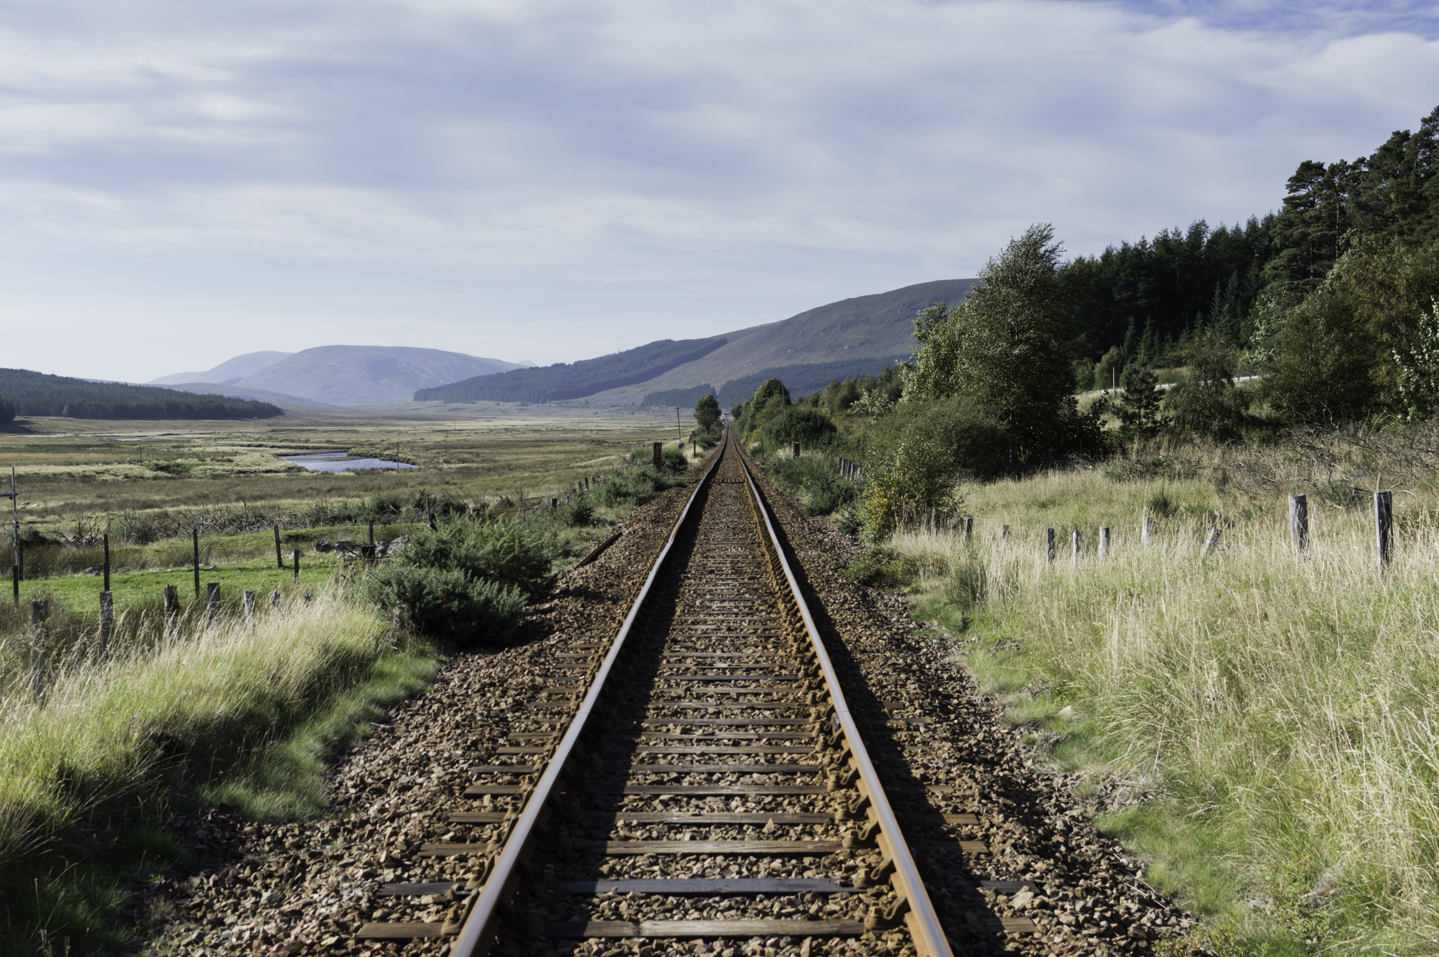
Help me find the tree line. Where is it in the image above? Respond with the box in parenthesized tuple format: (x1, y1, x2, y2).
(0, 369, 284, 420)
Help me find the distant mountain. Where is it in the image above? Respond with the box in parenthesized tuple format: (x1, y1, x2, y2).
(414, 338, 729, 404)
(158, 382, 329, 407)
(0, 368, 283, 420)
(155, 346, 529, 406)
(150, 351, 294, 386)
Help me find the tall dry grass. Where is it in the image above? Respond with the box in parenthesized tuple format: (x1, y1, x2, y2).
(894, 467, 1439, 951)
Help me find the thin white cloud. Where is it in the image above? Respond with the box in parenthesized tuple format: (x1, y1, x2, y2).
(0, 0, 1435, 379)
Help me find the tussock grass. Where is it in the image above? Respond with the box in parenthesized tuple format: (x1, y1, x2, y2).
(893, 467, 1439, 953)
(0, 589, 431, 952)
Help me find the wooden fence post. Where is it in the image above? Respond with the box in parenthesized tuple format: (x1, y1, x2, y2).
(652, 442, 662, 469)
(207, 583, 221, 627)
(1098, 526, 1110, 559)
(102, 533, 110, 592)
(99, 591, 113, 656)
(1375, 491, 1393, 569)
(1289, 494, 1309, 553)
(1142, 516, 1154, 548)
(192, 528, 201, 599)
(1001, 524, 1010, 544)
(1072, 530, 1082, 568)
(30, 598, 46, 701)
(243, 590, 256, 629)
(163, 585, 179, 634)
(274, 525, 283, 569)
(271, 590, 282, 614)
(368, 521, 375, 546)
(1046, 528, 1055, 564)
(963, 517, 973, 544)
(793, 442, 800, 457)
(293, 550, 301, 583)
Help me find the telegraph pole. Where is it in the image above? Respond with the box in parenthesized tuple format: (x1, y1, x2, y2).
(675, 408, 682, 443)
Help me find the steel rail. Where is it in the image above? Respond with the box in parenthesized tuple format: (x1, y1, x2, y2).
(734, 445, 955, 957)
(447, 439, 724, 957)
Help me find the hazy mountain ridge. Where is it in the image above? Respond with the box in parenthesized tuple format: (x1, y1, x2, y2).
(153, 346, 529, 406)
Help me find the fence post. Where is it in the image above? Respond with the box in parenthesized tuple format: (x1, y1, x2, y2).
(207, 583, 221, 627)
(1072, 530, 1082, 569)
(963, 517, 973, 544)
(1204, 528, 1221, 555)
(192, 528, 200, 599)
(368, 521, 375, 546)
(99, 590, 113, 656)
(293, 550, 301, 583)
(243, 590, 256, 629)
(11, 560, 16, 606)
(1288, 494, 1308, 554)
(1046, 528, 1055, 564)
(163, 585, 179, 634)
(30, 598, 46, 702)
(652, 442, 662, 469)
(793, 442, 800, 457)
(1098, 526, 1110, 559)
(1375, 491, 1393, 569)
(1001, 524, 1010, 544)
(274, 525, 283, 569)
(103, 533, 110, 592)
(16, 538, 22, 584)
(271, 590, 282, 614)
(1142, 516, 1154, 548)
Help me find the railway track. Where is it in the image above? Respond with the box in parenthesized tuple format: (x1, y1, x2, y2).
(351, 432, 1021, 955)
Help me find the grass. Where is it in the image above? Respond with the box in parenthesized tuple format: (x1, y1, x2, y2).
(888, 457, 1439, 955)
(0, 587, 435, 954)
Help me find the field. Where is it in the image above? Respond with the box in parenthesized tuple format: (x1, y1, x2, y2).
(887, 434, 1439, 955)
(0, 402, 690, 955)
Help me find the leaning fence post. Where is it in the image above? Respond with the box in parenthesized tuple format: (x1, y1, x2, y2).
(1098, 526, 1110, 559)
(1142, 516, 1154, 548)
(163, 585, 179, 634)
(30, 598, 46, 701)
(1072, 530, 1082, 568)
(243, 590, 256, 629)
(1375, 491, 1393, 569)
(274, 525, 283, 569)
(1285, 493, 1308, 554)
(1046, 528, 1055, 564)
(192, 528, 200, 599)
(206, 583, 221, 627)
(99, 590, 113, 656)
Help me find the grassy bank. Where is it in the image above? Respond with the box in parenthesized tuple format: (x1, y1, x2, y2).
(0, 586, 436, 954)
(889, 465, 1439, 955)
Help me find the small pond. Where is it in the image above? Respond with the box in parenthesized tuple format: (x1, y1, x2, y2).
(282, 452, 418, 472)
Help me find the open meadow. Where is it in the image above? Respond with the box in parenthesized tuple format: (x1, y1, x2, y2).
(0, 401, 691, 954)
(884, 433, 1439, 955)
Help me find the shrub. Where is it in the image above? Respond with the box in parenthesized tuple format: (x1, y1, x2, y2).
(762, 406, 837, 452)
(556, 495, 595, 527)
(397, 515, 557, 601)
(361, 564, 526, 642)
(660, 447, 688, 475)
(593, 466, 684, 508)
(840, 547, 920, 589)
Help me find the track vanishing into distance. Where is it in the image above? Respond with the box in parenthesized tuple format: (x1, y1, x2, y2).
(353, 433, 1031, 956)
(152, 431, 1191, 956)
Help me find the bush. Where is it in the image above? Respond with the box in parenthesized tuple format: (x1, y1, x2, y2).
(556, 495, 595, 527)
(593, 465, 685, 508)
(398, 515, 557, 601)
(840, 547, 920, 589)
(361, 564, 526, 641)
(762, 406, 837, 452)
(660, 446, 688, 475)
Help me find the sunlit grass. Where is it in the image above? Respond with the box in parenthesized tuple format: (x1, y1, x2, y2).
(892, 466, 1439, 954)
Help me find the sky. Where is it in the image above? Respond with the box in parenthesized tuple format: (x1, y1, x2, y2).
(1, 0, 1437, 382)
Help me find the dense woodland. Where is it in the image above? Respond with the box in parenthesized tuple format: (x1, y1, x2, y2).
(415, 337, 726, 404)
(723, 104, 1439, 540)
(0, 369, 283, 421)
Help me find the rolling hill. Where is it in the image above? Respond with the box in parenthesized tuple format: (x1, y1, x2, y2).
(152, 346, 529, 406)
(0, 368, 284, 420)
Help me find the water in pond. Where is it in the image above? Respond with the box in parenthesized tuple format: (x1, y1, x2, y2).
(283, 452, 417, 472)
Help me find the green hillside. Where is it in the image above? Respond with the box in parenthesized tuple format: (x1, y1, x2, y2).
(415, 338, 728, 404)
(0, 369, 283, 420)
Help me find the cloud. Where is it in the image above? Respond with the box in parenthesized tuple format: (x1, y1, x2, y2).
(0, 0, 1437, 378)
